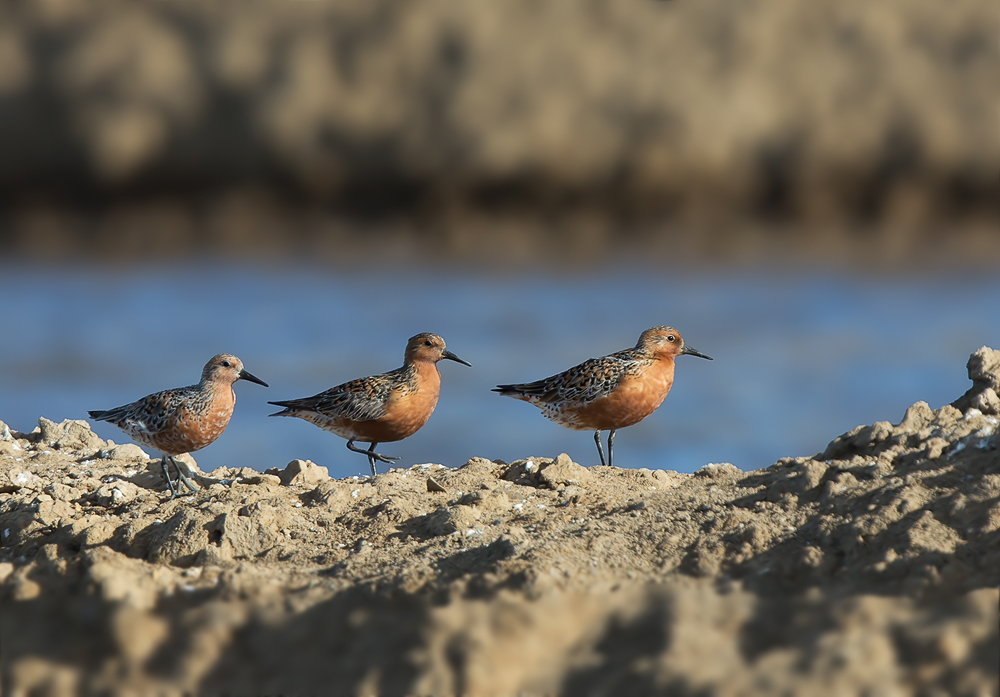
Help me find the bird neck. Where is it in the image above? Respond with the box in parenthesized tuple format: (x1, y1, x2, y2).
(649, 353, 677, 376)
(409, 359, 441, 393)
(199, 375, 221, 389)
(199, 376, 234, 399)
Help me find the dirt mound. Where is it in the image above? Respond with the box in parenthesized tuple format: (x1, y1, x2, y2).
(1, 349, 998, 695)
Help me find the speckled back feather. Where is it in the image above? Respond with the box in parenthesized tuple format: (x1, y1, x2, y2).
(494, 348, 651, 406)
(92, 386, 196, 431)
(269, 364, 418, 422)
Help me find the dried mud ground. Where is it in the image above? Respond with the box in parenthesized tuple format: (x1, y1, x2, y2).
(2, 350, 999, 697)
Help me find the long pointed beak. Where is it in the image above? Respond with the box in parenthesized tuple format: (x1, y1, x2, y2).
(239, 369, 269, 387)
(681, 344, 713, 360)
(441, 350, 472, 367)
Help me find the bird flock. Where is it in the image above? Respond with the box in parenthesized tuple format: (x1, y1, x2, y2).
(89, 326, 711, 499)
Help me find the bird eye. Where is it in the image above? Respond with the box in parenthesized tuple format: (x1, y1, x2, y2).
(222, 360, 231, 368)
(667, 335, 676, 343)
(424, 340, 432, 347)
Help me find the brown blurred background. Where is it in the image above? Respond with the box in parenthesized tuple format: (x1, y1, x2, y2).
(0, 0, 996, 267)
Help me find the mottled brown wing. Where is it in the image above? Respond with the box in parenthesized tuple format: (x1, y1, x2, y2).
(91, 387, 192, 438)
(495, 350, 644, 405)
(269, 368, 409, 422)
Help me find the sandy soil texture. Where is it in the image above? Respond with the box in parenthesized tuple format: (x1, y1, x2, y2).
(1, 348, 998, 696)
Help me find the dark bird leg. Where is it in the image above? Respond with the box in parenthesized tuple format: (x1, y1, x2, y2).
(346, 438, 400, 476)
(594, 431, 607, 467)
(170, 456, 198, 493)
(160, 456, 177, 499)
(608, 429, 616, 468)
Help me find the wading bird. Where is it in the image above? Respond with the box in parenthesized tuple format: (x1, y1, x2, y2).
(493, 326, 711, 467)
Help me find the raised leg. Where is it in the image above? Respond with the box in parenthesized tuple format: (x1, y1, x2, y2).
(608, 429, 616, 468)
(160, 456, 177, 498)
(346, 438, 399, 476)
(171, 456, 198, 493)
(594, 431, 607, 467)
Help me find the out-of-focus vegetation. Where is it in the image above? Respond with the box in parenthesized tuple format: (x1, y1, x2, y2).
(0, 0, 995, 264)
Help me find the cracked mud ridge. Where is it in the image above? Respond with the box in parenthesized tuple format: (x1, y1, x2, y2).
(2, 349, 999, 696)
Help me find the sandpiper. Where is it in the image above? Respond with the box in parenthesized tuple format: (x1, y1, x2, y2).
(89, 354, 268, 498)
(268, 333, 471, 475)
(493, 326, 711, 467)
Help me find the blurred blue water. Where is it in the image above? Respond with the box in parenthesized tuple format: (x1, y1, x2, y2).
(1, 262, 997, 478)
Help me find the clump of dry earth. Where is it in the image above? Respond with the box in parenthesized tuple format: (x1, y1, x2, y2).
(1, 349, 998, 696)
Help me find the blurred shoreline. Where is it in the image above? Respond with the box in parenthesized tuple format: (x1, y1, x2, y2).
(0, 0, 995, 270)
(5, 202, 999, 272)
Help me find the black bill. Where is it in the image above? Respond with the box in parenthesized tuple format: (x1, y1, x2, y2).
(239, 369, 269, 387)
(681, 345, 713, 360)
(442, 350, 473, 367)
